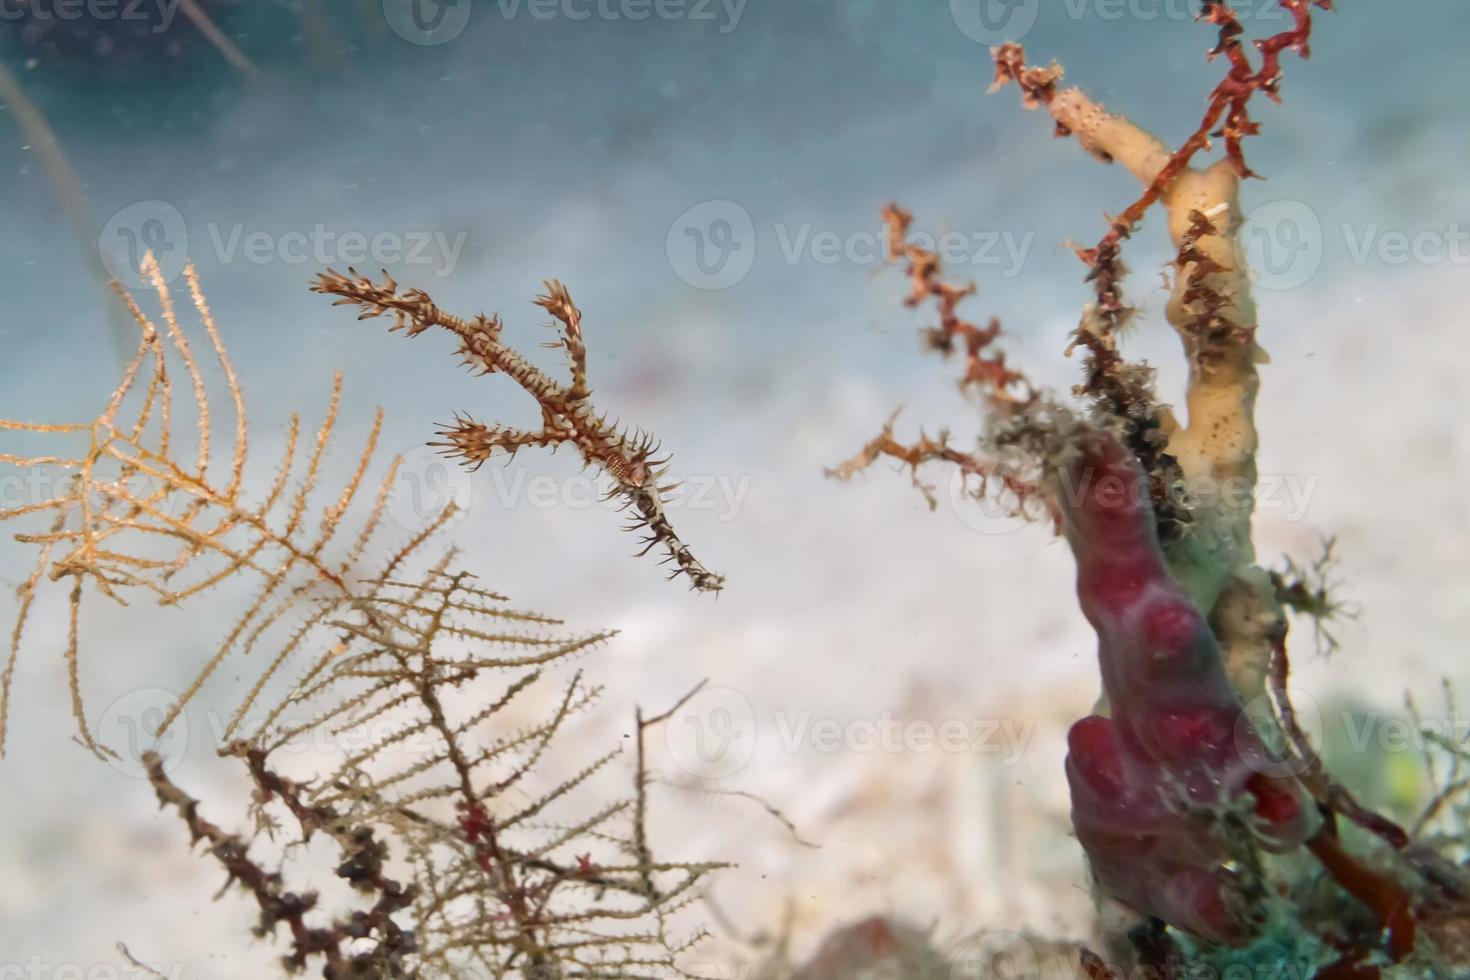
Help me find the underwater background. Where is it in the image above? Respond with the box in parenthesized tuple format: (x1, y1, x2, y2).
(1, 0, 1467, 973)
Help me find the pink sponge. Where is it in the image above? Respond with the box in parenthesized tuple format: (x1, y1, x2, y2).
(1057, 432, 1314, 943)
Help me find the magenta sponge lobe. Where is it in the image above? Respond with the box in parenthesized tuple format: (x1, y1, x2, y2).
(1056, 432, 1313, 943)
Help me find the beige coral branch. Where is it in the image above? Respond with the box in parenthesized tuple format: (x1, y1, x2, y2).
(991, 43, 1278, 698)
(0, 262, 402, 756)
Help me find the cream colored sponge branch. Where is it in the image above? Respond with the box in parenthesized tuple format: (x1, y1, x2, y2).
(991, 44, 1273, 695)
(993, 50, 1263, 603)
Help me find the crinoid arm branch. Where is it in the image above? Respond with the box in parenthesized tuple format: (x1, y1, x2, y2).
(827, 207, 1049, 527)
(313, 269, 724, 593)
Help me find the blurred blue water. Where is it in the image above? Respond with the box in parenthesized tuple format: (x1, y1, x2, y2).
(1, 0, 1462, 392)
